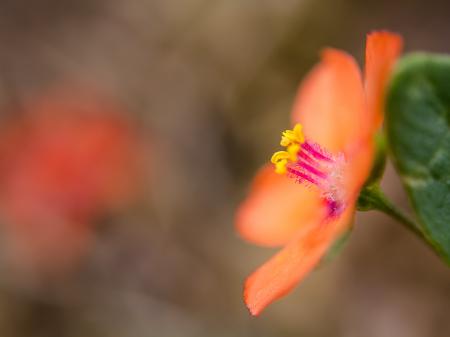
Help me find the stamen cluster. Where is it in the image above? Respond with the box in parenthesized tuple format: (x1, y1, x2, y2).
(271, 124, 346, 216)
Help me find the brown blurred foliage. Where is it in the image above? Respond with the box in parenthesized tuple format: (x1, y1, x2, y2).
(0, 0, 447, 337)
(0, 88, 141, 278)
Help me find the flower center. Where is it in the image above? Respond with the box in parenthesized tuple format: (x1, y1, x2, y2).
(271, 124, 346, 217)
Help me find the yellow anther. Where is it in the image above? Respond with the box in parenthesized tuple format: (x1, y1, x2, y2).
(271, 151, 290, 163)
(271, 151, 290, 174)
(280, 123, 304, 147)
(271, 124, 304, 175)
(287, 143, 300, 161)
(274, 160, 287, 174)
(270, 147, 299, 175)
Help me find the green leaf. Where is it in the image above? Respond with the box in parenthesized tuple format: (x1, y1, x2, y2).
(386, 53, 450, 264)
(357, 183, 384, 212)
(363, 132, 387, 187)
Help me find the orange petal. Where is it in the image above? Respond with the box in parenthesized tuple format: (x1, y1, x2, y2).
(244, 205, 354, 316)
(236, 165, 324, 247)
(364, 31, 403, 129)
(343, 138, 375, 198)
(291, 49, 365, 153)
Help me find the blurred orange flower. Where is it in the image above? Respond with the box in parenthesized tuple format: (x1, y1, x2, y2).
(0, 89, 141, 275)
(236, 32, 403, 315)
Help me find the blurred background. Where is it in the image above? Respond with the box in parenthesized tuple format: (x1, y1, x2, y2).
(0, 0, 448, 336)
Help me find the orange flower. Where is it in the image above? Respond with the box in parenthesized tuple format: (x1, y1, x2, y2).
(236, 32, 403, 315)
(0, 89, 141, 275)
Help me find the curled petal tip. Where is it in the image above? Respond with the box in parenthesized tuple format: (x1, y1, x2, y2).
(367, 30, 403, 39)
(243, 279, 263, 316)
(366, 31, 404, 56)
(245, 301, 260, 316)
(247, 305, 260, 316)
(365, 29, 403, 128)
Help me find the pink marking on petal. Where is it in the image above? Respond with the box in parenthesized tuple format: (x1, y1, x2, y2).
(286, 166, 319, 185)
(297, 160, 327, 179)
(302, 142, 332, 162)
(325, 198, 345, 218)
(298, 150, 318, 165)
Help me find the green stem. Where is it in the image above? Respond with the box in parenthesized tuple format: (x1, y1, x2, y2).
(357, 184, 425, 240)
